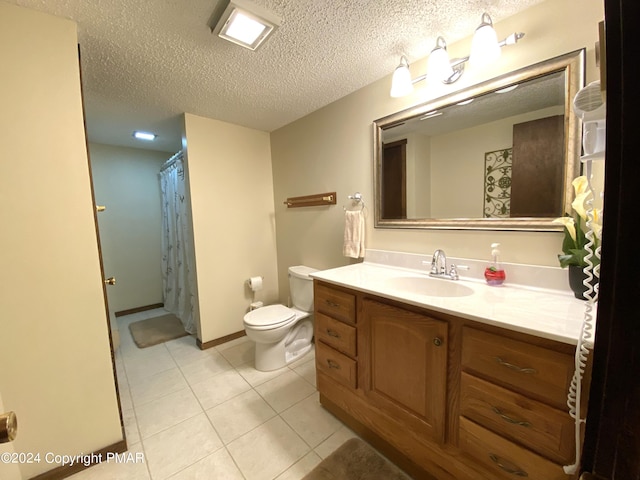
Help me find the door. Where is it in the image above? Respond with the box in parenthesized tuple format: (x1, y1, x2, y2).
(582, 6, 640, 478)
(360, 298, 448, 442)
(0, 394, 20, 480)
(382, 140, 407, 219)
(510, 115, 565, 217)
(0, 4, 123, 477)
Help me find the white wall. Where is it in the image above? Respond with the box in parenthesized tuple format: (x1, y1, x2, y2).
(0, 3, 122, 477)
(183, 113, 279, 343)
(90, 143, 170, 313)
(271, 0, 604, 301)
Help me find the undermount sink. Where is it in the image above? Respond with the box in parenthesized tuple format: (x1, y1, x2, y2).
(385, 276, 475, 298)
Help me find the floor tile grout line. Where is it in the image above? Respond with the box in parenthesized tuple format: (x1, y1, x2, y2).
(202, 358, 318, 476)
(118, 326, 209, 469)
(114, 348, 154, 480)
(200, 400, 250, 480)
(125, 368, 190, 411)
(277, 390, 327, 452)
(116, 312, 325, 480)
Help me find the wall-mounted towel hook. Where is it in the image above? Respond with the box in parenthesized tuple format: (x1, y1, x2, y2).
(344, 192, 365, 211)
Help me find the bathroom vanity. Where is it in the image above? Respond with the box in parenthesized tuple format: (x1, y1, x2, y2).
(312, 253, 589, 480)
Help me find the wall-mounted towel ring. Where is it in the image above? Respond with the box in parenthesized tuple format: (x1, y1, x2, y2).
(344, 192, 365, 211)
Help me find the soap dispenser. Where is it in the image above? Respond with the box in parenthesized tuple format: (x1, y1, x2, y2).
(484, 243, 506, 286)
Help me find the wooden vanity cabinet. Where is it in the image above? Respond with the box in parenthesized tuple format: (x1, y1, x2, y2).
(313, 280, 582, 480)
(458, 327, 576, 479)
(314, 283, 358, 389)
(359, 298, 448, 443)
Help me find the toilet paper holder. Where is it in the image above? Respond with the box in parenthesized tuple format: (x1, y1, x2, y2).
(246, 276, 264, 292)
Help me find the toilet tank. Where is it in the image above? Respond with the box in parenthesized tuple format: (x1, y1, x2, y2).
(288, 265, 318, 312)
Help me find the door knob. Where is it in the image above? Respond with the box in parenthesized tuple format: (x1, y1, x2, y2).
(96, 205, 106, 212)
(104, 277, 116, 286)
(0, 411, 17, 443)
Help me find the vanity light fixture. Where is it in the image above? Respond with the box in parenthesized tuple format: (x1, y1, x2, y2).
(469, 13, 501, 67)
(133, 131, 157, 141)
(426, 37, 456, 84)
(390, 56, 414, 98)
(211, 0, 281, 51)
(390, 12, 525, 98)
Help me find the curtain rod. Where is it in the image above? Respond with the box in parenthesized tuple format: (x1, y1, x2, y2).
(160, 150, 184, 172)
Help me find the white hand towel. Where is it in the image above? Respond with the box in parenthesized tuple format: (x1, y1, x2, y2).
(343, 210, 365, 258)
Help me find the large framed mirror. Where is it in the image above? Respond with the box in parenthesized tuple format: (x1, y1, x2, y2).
(373, 49, 585, 230)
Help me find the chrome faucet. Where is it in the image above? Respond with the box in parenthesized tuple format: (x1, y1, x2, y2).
(429, 249, 459, 280)
(431, 249, 447, 275)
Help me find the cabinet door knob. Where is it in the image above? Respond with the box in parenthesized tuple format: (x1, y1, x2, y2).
(0, 411, 17, 443)
(433, 337, 442, 347)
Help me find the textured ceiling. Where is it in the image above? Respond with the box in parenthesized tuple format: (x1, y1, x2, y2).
(386, 71, 565, 138)
(9, 0, 545, 153)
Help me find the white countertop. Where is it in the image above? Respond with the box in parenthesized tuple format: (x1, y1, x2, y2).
(311, 259, 593, 345)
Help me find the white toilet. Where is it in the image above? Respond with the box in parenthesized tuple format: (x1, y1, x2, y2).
(243, 265, 317, 371)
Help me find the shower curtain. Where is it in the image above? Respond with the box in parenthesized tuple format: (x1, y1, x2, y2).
(159, 151, 197, 334)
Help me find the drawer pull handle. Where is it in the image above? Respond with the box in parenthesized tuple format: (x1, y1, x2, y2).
(325, 300, 340, 308)
(491, 407, 531, 427)
(326, 329, 341, 338)
(495, 357, 537, 374)
(489, 454, 528, 477)
(326, 359, 341, 369)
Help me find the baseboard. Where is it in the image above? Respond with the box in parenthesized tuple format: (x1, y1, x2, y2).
(29, 439, 127, 480)
(197, 330, 246, 350)
(115, 303, 164, 317)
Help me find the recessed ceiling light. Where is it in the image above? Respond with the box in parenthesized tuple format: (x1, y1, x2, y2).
(496, 85, 519, 94)
(420, 111, 443, 120)
(212, 0, 281, 51)
(133, 131, 157, 141)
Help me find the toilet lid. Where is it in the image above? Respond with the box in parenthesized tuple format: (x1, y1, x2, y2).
(244, 304, 296, 328)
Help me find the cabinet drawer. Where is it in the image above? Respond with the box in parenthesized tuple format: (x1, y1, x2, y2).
(460, 372, 573, 464)
(459, 417, 565, 480)
(316, 341, 357, 389)
(461, 327, 574, 409)
(314, 283, 356, 325)
(316, 312, 356, 357)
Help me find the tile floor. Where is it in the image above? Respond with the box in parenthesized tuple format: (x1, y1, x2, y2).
(70, 308, 358, 480)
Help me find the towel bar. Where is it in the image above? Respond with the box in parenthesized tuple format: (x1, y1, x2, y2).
(284, 192, 336, 208)
(344, 192, 365, 211)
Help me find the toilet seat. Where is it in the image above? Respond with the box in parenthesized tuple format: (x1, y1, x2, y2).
(244, 304, 296, 330)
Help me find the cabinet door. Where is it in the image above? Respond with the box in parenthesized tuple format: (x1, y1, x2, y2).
(360, 298, 448, 443)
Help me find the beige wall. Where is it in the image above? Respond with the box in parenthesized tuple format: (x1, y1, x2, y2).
(430, 105, 565, 218)
(90, 143, 170, 313)
(183, 113, 279, 343)
(271, 0, 605, 301)
(0, 3, 122, 477)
